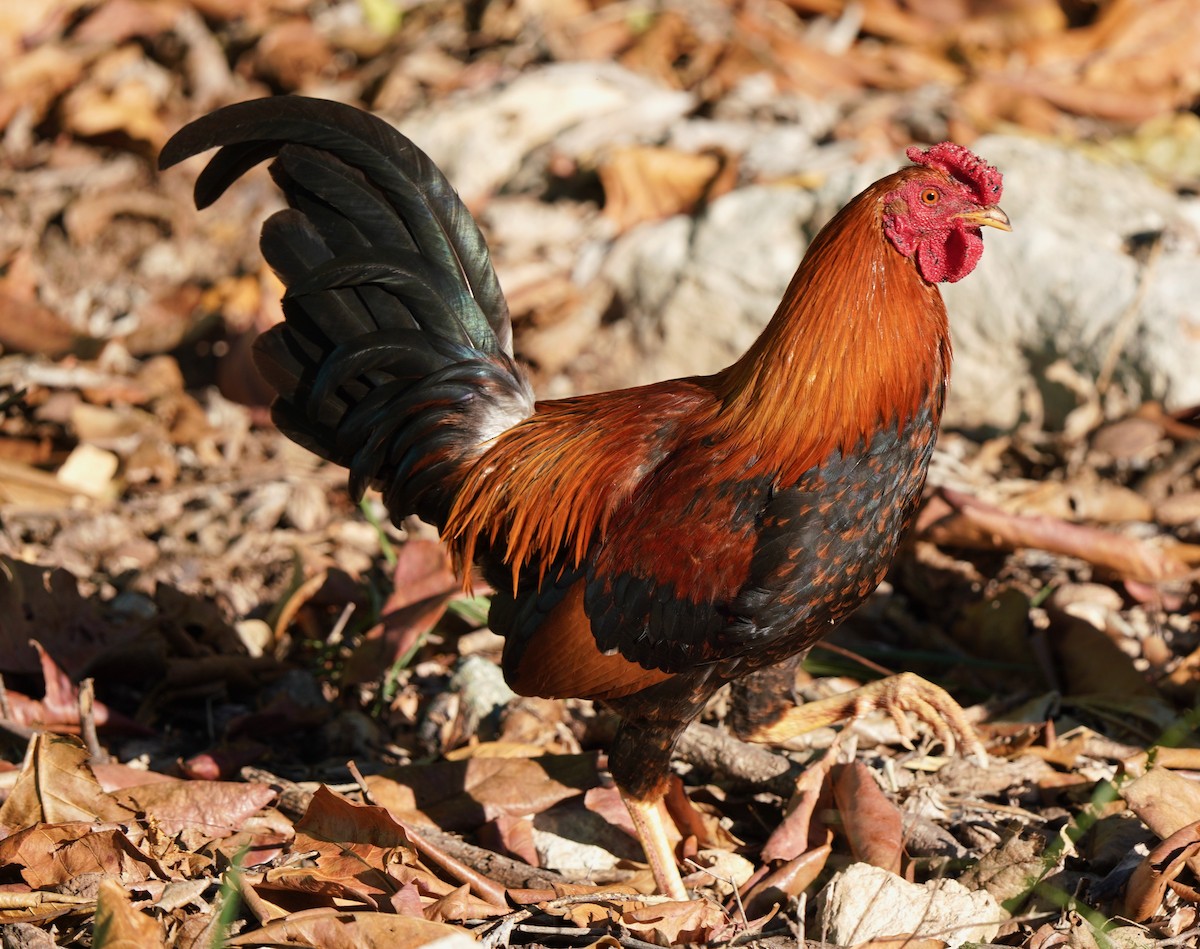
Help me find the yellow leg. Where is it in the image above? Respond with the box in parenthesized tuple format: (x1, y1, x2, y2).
(625, 794, 688, 901)
(741, 671, 986, 764)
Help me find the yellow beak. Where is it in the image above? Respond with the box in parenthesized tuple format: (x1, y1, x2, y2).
(955, 206, 1011, 231)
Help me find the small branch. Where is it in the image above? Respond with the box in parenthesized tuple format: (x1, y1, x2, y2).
(79, 678, 107, 764)
(676, 723, 801, 798)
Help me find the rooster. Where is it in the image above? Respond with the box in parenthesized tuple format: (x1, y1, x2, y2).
(161, 97, 1009, 900)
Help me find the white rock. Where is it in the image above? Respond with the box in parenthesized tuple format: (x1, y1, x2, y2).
(817, 863, 1003, 948)
(397, 63, 694, 204)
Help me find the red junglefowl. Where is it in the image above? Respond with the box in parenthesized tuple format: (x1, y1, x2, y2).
(161, 97, 1009, 900)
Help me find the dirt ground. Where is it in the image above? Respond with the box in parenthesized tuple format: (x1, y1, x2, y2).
(1, 2, 1200, 946)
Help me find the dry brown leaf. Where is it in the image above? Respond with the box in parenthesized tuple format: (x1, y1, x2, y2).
(59, 43, 171, 146)
(224, 911, 467, 948)
(1124, 820, 1200, 921)
(832, 762, 903, 875)
(742, 842, 831, 918)
(761, 753, 834, 862)
(93, 877, 167, 948)
(479, 814, 540, 866)
(421, 882, 508, 922)
(344, 540, 460, 683)
(0, 733, 131, 833)
(9, 640, 144, 734)
(73, 0, 183, 45)
(368, 754, 599, 831)
(918, 488, 1192, 583)
(0, 43, 86, 134)
(109, 781, 277, 839)
(254, 18, 335, 90)
(289, 784, 508, 910)
(0, 824, 166, 889)
(253, 866, 382, 911)
(620, 896, 727, 943)
(599, 146, 732, 230)
(269, 787, 427, 907)
(1123, 767, 1200, 880)
(1047, 613, 1160, 700)
(1123, 768, 1200, 837)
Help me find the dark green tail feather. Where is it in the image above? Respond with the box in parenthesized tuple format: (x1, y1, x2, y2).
(162, 96, 533, 525)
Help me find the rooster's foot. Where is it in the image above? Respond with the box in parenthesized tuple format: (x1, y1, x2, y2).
(741, 671, 986, 765)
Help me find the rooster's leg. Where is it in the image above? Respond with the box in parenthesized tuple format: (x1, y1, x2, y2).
(740, 671, 986, 763)
(624, 794, 688, 901)
(608, 713, 693, 900)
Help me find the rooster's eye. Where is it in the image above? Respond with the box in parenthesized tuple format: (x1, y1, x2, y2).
(920, 188, 939, 206)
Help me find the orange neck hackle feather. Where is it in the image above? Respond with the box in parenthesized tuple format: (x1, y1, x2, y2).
(711, 168, 952, 484)
(445, 168, 953, 588)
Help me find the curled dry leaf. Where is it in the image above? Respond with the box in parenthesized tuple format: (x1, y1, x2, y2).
(742, 842, 831, 919)
(1124, 819, 1200, 921)
(832, 762, 903, 875)
(0, 733, 131, 833)
(918, 488, 1196, 584)
(760, 752, 834, 863)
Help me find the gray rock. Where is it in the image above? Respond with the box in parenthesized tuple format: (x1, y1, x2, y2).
(601, 185, 815, 387)
(942, 135, 1200, 430)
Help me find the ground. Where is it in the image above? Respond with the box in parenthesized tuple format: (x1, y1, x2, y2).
(1, 1, 1200, 946)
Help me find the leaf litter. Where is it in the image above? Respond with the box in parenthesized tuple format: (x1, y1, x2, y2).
(1, 1, 1200, 946)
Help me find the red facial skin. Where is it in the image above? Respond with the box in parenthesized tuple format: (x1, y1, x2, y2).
(883, 143, 1005, 284)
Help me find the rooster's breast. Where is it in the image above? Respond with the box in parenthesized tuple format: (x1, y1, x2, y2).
(722, 402, 941, 672)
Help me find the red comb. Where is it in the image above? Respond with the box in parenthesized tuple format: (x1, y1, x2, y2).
(907, 142, 1002, 204)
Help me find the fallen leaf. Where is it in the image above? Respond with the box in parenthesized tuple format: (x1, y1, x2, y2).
(93, 878, 167, 947)
(742, 843, 831, 918)
(0, 733, 131, 833)
(368, 754, 599, 831)
(918, 488, 1194, 583)
(1122, 767, 1200, 879)
(0, 824, 167, 889)
(832, 763, 903, 875)
(224, 911, 469, 948)
(110, 781, 277, 839)
(1124, 820, 1200, 921)
(599, 146, 733, 230)
(344, 540, 460, 683)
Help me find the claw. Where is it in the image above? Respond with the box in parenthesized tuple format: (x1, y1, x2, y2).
(740, 671, 987, 766)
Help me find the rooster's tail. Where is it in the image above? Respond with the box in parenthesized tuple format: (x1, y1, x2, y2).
(160, 97, 534, 525)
